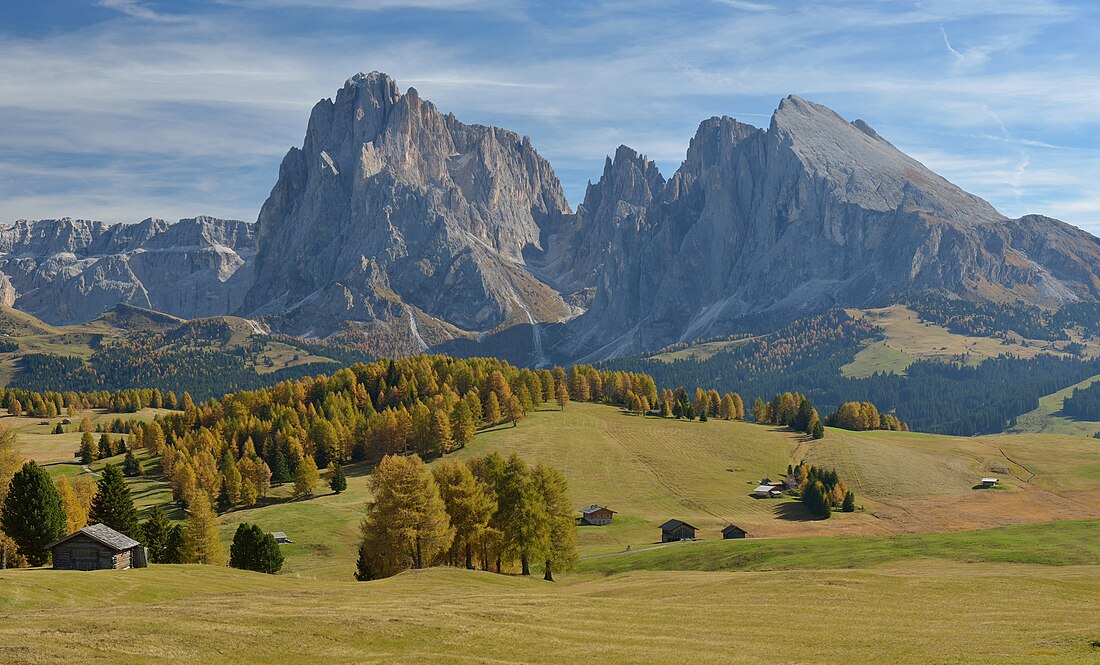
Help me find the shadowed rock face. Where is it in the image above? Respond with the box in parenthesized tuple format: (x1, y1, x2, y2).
(541, 95, 1100, 359)
(0, 216, 255, 324)
(7, 79, 1100, 361)
(238, 71, 572, 341)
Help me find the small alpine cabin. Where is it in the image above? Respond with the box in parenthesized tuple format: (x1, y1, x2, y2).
(980, 477, 999, 488)
(721, 524, 748, 539)
(49, 523, 148, 571)
(579, 505, 616, 526)
(659, 519, 698, 542)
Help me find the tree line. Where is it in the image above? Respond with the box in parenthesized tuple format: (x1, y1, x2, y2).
(751, 392, 825, 438)
(1062, 380, 1100, 421)
(134, 358, 653, 522)
(601, 308, 1100, 435)
(826, 402, 907, 432)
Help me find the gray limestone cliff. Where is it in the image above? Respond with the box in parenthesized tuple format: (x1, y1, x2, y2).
(0, 216, 254, 324)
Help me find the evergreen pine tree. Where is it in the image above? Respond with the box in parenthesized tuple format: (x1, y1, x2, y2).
(270, 448, 291, 484)
(163, 523, 185, 563)
(0, 461, 66, 566)
(231, 523, 284, 574)
(842, 491, 856, 512)
(329, 463, 347, 494)
(216, 479, 232, 514)
(98, 433, 112, 460)
(355, 543, 374, 581)
(142, 505, 174, 563)
(88, 464, 141, 539)
(79, 431, 95, 465)
(123, 449, 140, 477)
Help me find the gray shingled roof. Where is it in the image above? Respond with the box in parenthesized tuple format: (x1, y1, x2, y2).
(579, 505, 615, 515)
(48, 523, 140, 551)
(659, 519, 698, 531)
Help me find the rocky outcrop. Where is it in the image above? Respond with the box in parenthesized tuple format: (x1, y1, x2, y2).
(239, 71, 572, 343)
(543, 96, 1100, 358)
(0, 216, 255, 324)
(9, 79, 1100, 363)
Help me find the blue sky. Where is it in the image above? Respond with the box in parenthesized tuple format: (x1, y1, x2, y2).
(2, 0, 1100, 233)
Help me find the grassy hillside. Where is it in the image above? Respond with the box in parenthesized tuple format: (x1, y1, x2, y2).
(579, 519, 1100, 575)
(842, 305, 1096, 378)
(8, 400, 1100, 663)
(2, 563, 1099, 664)
(1010, 374, 1100, 436)
(14, 401, 1100, 579)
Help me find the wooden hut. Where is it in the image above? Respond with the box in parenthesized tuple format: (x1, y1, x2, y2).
(980, 478, 999, 488)
(579, 505, 616, 526)
(269, 532, 293, 544)
(721, 524, 748, 539)
(49, 523, 147, 571)
(659, 519, 698, 542)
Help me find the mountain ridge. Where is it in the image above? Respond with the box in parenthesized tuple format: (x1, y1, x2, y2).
(4, 73, 1100, 364)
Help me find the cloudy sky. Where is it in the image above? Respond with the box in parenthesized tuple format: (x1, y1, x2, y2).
(2, 0, 1100, 233)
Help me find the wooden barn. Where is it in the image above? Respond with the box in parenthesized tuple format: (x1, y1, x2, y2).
(49, 523, 148, 571)
(269, 532, 293, 544)
(981, 477, 999, 488)
(659, 519, 698, 542)
(579, 505, 616, 526)
(721, 524, 748, 539)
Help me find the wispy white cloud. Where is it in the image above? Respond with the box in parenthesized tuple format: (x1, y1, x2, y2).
(712, 0, 772, 11)
(1, 0, 1098, 234)
(97, 0, 187, 22)
(940, 26, 964, 61)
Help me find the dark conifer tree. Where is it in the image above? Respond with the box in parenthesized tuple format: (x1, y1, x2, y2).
(97, 432, 112, 460)
(88, 463, 140, 539)
(270, 448, 291, 484)
(79, 431, 95, 465)
(123, 449, 140, 477)
(355, 543, 375, 581)
(142, 505, 177, 563)
(329, 464, 347, 494)
(216, 479, 232, 514)
(0, 461, 66, 565)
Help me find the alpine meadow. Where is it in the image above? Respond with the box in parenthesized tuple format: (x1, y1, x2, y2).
(3, 2, 1100, 664)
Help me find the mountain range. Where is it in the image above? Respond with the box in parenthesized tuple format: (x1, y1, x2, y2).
(5, 71, 1100, 364)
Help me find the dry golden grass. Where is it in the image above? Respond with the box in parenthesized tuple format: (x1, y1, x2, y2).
(1, 563, 1099, 664)
(8, 408, 172, 466)
(803, 427, 1100, 532)
(14, 402, 1100, 578)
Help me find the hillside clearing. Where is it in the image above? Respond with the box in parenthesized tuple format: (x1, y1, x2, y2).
(579, 519, 1100, 574)
(842, 305, 1093, 377)
(1010, 374, 1100, 437)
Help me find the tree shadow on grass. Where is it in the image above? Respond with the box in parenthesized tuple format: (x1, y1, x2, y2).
(773, 501, 820, 522)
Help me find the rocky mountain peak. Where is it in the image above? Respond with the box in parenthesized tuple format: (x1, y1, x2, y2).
(240, 72, 572, 345)
(9, 83, 1100, 366)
